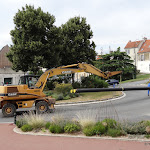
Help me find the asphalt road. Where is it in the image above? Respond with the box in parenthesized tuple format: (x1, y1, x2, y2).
(1, 79, 150, 123)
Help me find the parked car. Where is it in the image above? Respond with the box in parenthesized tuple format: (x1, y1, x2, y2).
(106, 79, 119, 85)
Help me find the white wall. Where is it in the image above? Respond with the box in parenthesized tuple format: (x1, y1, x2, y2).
(0, 67, 24, 85)
(137, 61, 150, 73)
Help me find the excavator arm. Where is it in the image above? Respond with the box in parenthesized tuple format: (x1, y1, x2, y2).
(35, 63, 122, 91)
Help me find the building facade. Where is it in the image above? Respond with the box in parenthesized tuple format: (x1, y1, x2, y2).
(124, 37, 150, 73)
(0, 45, 24, 85)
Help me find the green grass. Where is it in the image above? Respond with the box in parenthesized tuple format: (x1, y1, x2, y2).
(56, 91, 122, 103)
(121, 73, 150, 83)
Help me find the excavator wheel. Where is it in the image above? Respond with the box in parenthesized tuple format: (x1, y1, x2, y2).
(2, 103, 16, 117)
(36, 101, 49, 114)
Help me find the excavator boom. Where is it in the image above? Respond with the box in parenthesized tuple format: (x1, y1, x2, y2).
(35, 63, 122, 91)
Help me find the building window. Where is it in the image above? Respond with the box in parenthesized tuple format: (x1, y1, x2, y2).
(141, 55, 144, 61)
(4, 78, 12, 85)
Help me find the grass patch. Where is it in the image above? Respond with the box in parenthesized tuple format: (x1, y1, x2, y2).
(56, 91, 122, 103)
(121, 73, 150, 83)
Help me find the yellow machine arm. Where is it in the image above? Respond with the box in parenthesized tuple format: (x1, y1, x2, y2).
(35, 63, 122, 91)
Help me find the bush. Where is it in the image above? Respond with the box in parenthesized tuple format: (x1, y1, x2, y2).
(102, 118, 117, 129)
(63, 95, 71, 100)
(64, 123, 81, 133)
(72, 82, 81, 89)
(45, 122, 51, 129)
(94, 122, 107, 135)
(21, 124, 33, 132)
(56, 94, 64, 100)
(107, 128, 122, 137)
(121, 121, 147, 135)
(81, 75, 109, 88)
(54, 83, 73, 97)
(49, 124, 64, 134)
(16, 118, 27, 128)
(83, 126, 96, 136)
(45, 91, 53, 96)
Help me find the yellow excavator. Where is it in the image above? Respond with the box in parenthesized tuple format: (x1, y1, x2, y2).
(0, 63, 121, 117)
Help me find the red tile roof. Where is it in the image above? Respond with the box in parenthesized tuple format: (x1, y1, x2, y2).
(124, 40, 142, 49)
(138, 40, 150, 53)
(96, 55, 103, 60)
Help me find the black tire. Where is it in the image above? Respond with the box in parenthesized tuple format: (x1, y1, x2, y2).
(2, 103, 16, 117)
(36, 101, 49, 114)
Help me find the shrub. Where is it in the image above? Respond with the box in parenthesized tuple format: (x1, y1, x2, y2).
(54, 83, 73, 97)
(81, 75, 109, 88)
(16, 118, 27, 128)
(121, 121, 147, 135)
(145, 135, 150, 139)
(102, 118, 117, 129)
(49, 124, 64, 134)
(107, 128, 122, 137)
(63, 95, 71, 100)
(56, 94, 64, 100)
(72, 82, 81, 89)
(45, 91, 53, 96)
(83, 126, 96, 136)
(64, 123, 81, 133)
(45, 122, 51, 129)
(94, 122, 107, 135)
(21, 124, 33, 132)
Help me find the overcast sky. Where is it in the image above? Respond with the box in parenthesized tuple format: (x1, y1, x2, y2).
(1, 0, 150, 54)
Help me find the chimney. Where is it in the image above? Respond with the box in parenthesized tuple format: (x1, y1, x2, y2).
(143, 37, 147, 42)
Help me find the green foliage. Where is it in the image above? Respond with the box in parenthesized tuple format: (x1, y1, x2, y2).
(81, 75, 109, 88)
(7, 5, 62, 73)
(106, 128, 122, 137)
(49, 124, 64, 134)
(21, 124, 33, 132)
(94, 122, 107, 135)
(94, 48, 136, 81)
(45, 122, 51, 129)
(83, 126, 96, 136)
(16, 119, 27, 128)
(61, 16, 96, 65)
(121, 121, 147, 135)
(72, 82, 81, 89)
(145, 135, 150, 139)
(64, 123, 81, 133)
(54, 83, 73, 97)
(102, 118, 117, 129)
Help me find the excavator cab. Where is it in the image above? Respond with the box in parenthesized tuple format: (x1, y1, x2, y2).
(18, 75, 39, 88)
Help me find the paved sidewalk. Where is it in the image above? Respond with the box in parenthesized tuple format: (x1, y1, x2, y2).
(1, 123, 150, 150)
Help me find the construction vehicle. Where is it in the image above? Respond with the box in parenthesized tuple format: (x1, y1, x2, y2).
(0, 63, 121, 117)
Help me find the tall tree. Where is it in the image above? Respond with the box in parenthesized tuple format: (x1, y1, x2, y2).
(94, 48, 136, 80)
(60, 16, 96, 65)
(7, 5, 62, 74)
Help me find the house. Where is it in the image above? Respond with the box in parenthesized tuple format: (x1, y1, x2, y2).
(0, 45, 24, 85)
(137, 39, 150, 73)
(124, 37, 150, 73)
(124, 38, 145, 68)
